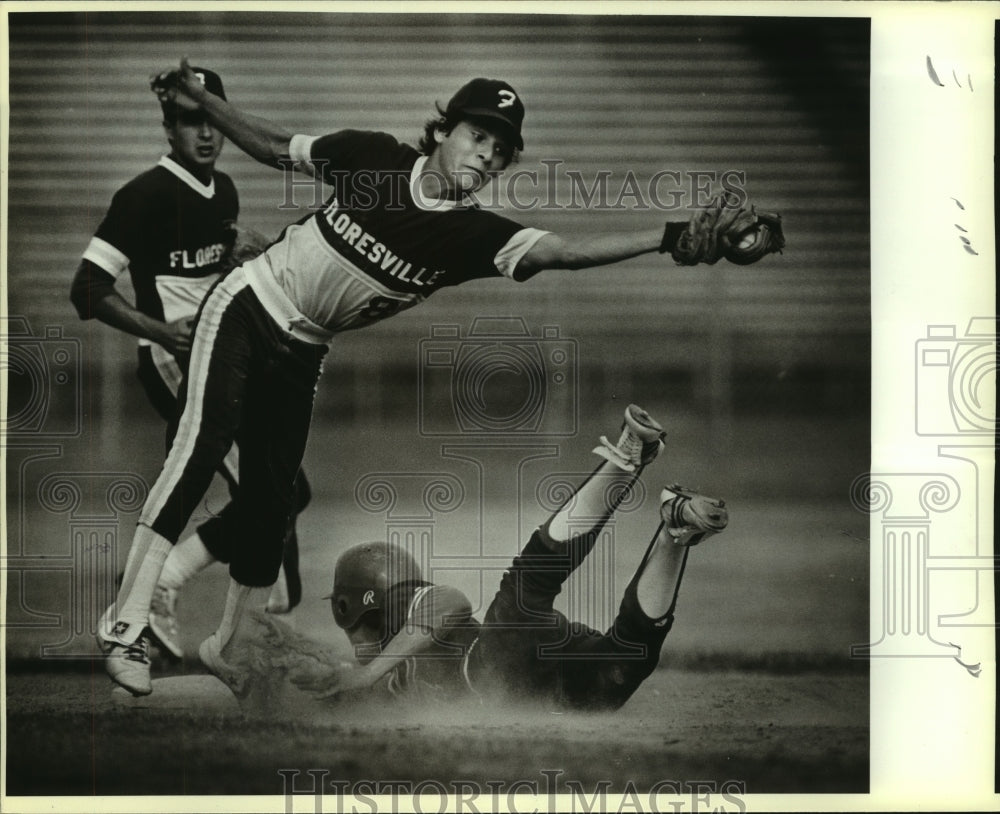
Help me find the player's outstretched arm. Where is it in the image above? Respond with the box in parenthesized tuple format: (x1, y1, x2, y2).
(513, 189, 784, 278)
(513, 227, 667, 278)
(155, 57, 294, 169)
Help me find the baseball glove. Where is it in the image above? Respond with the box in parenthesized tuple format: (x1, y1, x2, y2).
(668, 190, 785, 266)
(220, 223, 272, 274)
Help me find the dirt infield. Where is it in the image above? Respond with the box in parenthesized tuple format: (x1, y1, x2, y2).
(4, 415, 870, 807)
(5, 663, 867, 799)
(4, 482, 870, 806)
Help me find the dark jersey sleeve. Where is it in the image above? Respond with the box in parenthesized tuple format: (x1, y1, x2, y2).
(215, 171, 240, 225)
(384, 582, 474, 640)
(305, 129, 409, 189)
(69, 260, 116, 319)
(437, 208, 530, 286)
(408, 585, 474, 632)
(90, 183, 149, 271)
(72, 182, 148, 318)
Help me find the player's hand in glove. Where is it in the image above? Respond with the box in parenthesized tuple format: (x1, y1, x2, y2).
(150, 57, 210, 112)
(662, 189, 785, 266)
(221, 222, 272, 274)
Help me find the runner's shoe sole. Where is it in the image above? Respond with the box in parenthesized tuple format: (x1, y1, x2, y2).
(660, 484, 728, 546)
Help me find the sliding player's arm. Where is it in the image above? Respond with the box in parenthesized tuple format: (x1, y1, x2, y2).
(319, 586, 473, 699)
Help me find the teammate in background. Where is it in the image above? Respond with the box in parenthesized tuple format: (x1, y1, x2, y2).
(71, 67, 309, 665)
(240, 405, 729, 711)
(98, 57, 774, 698)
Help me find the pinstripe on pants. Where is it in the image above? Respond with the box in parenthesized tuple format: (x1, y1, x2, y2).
(139, 268, 327, 586)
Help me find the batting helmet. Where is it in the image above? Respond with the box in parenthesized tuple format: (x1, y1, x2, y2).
(327, 542, 422, 630)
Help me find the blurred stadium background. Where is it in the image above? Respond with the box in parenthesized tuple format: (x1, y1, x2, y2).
(5, 12, 870, 669)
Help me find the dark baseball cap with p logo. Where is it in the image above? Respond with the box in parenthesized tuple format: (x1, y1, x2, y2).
(159, 65, 226, 123)
(445, 77, 525, 150)
(186, 66, 226, 100)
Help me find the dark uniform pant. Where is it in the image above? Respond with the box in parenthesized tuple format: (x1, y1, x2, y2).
(137, 269, 326, 587)
(469, 526, 672, 712)
(136, 344, 312, 568)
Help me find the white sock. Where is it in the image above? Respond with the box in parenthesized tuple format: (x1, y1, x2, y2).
(158, 532, 216, 590)
(548, 460, 638, 543)
(215, 579, 272, 654)
(635, 524, 690, 619)
(103, 525, 172, 643)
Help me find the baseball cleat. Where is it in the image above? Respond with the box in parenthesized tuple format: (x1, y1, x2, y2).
(593, 404, 666, 471)
(148, 584, 183, 660)
(99, 629, 153, 696)
(660, 484, 728, 546)
(198, 633, 249, 698)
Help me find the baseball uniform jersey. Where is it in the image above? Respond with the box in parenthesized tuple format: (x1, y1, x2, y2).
(239, 129, 549, 342)
(81, 155, 239, 344)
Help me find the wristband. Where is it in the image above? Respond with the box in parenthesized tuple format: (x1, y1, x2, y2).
(658, 222, 687, 254)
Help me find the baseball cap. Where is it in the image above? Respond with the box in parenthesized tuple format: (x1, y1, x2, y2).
(160, 65, 226, 122)
(186, 66, 226, 100)
(445, 78, 525, 151)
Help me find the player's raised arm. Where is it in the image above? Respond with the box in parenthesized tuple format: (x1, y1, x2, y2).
(513, 189, 785, 279)
(152, 57, 294, 169)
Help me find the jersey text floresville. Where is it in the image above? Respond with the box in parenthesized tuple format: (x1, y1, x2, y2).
(169, 243, 227, 270)
(320, 197, 446, 287)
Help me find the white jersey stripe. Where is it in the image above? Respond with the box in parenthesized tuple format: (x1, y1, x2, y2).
(157, 155, 216, 198)
(149, 342, 240, 484)
(139, 269, 247, 528)
(289, 134, 318, 175)
(406, 585, 435, 624)
(82, 236, 129, 278)
(408, 156, 468, 212)
(461, 636, 482, 697)
(493, 227, 551, 279)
